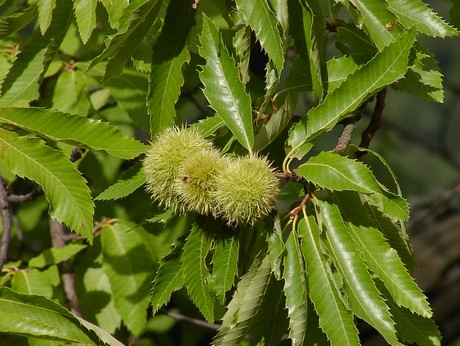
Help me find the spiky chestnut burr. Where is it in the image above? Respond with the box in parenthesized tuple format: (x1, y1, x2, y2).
(174, 148, 227, 215)
(212, 154, 279, 225)
(143, 127, 213, 213)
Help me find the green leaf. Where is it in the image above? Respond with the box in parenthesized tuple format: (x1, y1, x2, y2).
(215, 255, 272, 346)
(101, 222, 154, 335)
(235, 0, 284, 72)
(288, 30, 416, 145)
(348, 0, 400, 50)
(36, 0, 56, 34)
(96, 162, 146, 200)
(73, 0, 97, 44)
(151, 236, 186, 314)
(11, 266, 59, 298)
(297, 151, 409, 220)
(0, 128, 94, 240)
(76, 317, 124, 346)
(29, 244, 87, 268)
(232, 25, 251, 84)
(347, 223, 431, 317)
(283, 230, 308, 346)
(148, 0, 194, 135)
(267, 217, 285, 280)
(181, 225, 214, 322)
(319, 200, 400, 345)
(199, 14, 254, 152)
(298, 216, 360, 346)
(0, 2, 72, 106)
(0, 3, 37, 38)
(254, 92, 297, 151)
(326, 56, 359, 93)
(99, 0, 129, 30)
(0, 287, 97, 344)
(393, 44, 444, 103)
(88, 0, 161, 80)
(0, 108, 148, 159)
(387, 0, 459, 37)
(212, 237, 239, 304)
(191, 115, 225, 138)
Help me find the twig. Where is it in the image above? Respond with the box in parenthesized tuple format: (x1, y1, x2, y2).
(6, 186, 42, 203)
(274, 172, 307, 183)
(290, 184, 315, 220)
(358, 88, 387, 154)
(50, 219, 81, 316)
(0, 177, 12, 272)
(159, 309, 221, 331)
(70, 147, 85, 163)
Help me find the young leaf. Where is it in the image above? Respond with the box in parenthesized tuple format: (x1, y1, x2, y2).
(73, 0, 97, 44)
(288, 30, 416, 145)
(0, 128, 94, 240)
(0, 287, 98, 344)
(181, 224, 215, 322)
(101, 222, 154, 336)
(283, 229, 308, 346)
(348, 0, 399, 50)
(0, 108, 148, 159)
(29, 244, 87, 268)
(96, 162, 146, 201)
(387, 0, 459, 37)
(298, 216, 360, 346)
(215, 255, 272, 346)
(319, 200, 400, 345)
(0, 2, 72, 106)
(199, 14, 254, 152)
(235, 0, 284, 72)
(148, 0, 195, 135)
(212, 237, 239, 304)
(151, 236, 186, 314)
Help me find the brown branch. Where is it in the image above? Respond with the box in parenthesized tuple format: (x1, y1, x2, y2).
(6, 186, 42, 203)
(50, 219, 81, 316)
(159, 309, 221, 331)
(358, 88, 387, 154)
(290, 184, 316, 220)
(274, 172, 307, 184)
(0, 177, 12, 272)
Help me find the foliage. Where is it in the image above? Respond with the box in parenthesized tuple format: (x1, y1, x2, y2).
(0, 0, 457, 345)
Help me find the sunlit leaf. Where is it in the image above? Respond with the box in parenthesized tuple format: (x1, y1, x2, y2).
(73, 0, 97, 44)
(0, 3, 37, 38)
(96, 162, 146, 200)
(212, 237, 239, 304)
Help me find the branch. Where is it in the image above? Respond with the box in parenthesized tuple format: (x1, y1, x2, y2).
(290, 184, 315, 220)
(358, 88, 387, 154)
(274, 172, 307, 183)
(50, 219, 81, 316)
(0, 177, 12, 272)
(159, 309, 221, 331)
(6, 186, 42, 203)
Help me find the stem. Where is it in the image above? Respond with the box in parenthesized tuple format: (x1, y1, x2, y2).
(159, 309, 221, 331)
(358, 88, 387, 153)
(0, 177, 12, 272)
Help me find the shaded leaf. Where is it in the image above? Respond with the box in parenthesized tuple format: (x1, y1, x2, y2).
(387, 0, 459, 37)
(148, 0, 194, 135)
(0, 108, 148, 159)
(212, 237, 239, 304)
(191, 115, 225, 138)
(99, 0, 129, 30)
(96, 162, 146, 200)
(0, 3, 37, 38)
(181, 225, 214, 322)
(215, 255, 272, 346)
(101, 222, 154, 335)
(11, 266, 59, 298)
(199, 14, 254, 152)
(298, 216, 360, 345)
(0, 2, 72, 106)
(235, 0, 284, 72)
(283, 229, 308, 346)
(0, 128, 94, 240)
